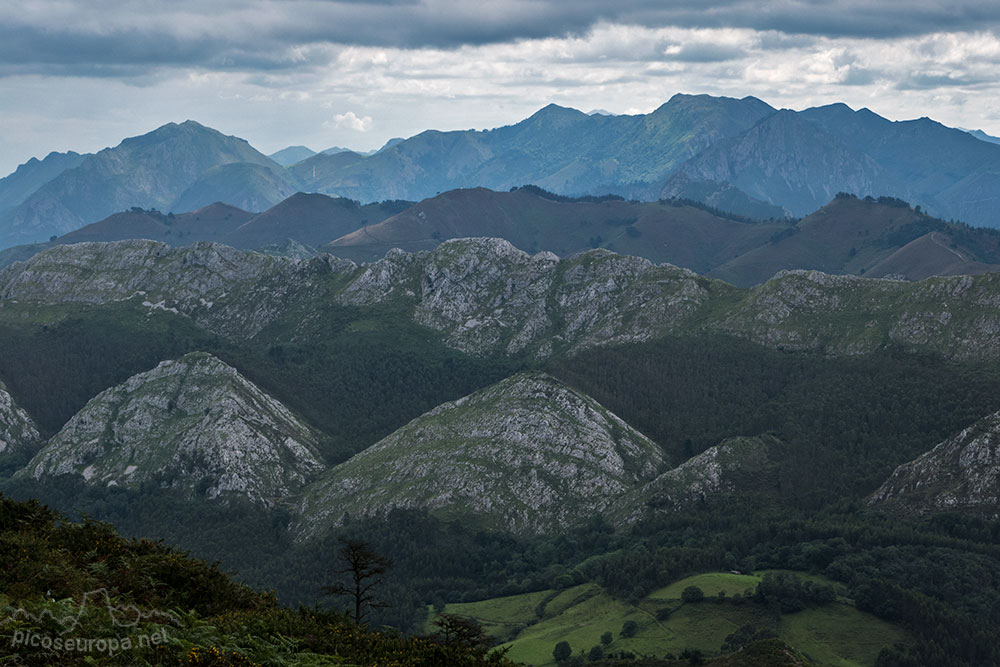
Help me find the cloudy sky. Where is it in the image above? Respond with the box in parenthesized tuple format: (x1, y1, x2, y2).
(2, 0, 1000, 175)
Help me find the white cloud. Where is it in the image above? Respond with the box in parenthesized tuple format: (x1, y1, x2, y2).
(2, 11, 1000, 174)
(327, 111, 373, 132)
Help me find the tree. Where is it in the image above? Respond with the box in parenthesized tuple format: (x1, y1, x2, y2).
(433, 613, 492, 653)
(620, 619, 638, 638)
(600, 631, 613, 645)
(322, 538, 393, 625)
(588, 645, 604, 661)
(553, 640, 572, 663)
(681, 585, 704, 603)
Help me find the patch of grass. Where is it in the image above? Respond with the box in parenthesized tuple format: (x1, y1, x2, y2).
(442, 571, 909, 667)
(541, 583, 602, 618)
(500, 592, 638, 666)
(429, 589, 551, 635)
(780, 604, 909, 667)
(650, 572, 762, 600)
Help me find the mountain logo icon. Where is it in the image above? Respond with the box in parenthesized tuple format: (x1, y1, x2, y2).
(1, 588, 180, 636)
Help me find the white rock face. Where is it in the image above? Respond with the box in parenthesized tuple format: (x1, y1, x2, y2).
(341, 238, 718, 357)
(0, 240, 357, 340)
(17, 352, 325, 506)
(293, 371, 667, 538)
(720, 269, 1000, 358)
(0, 380, 40, 457)
(869, 411, 1000, 515)
(6, 238, 1000, 362)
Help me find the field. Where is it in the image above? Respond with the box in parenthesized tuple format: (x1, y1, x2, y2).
(429, 572, 909, 667)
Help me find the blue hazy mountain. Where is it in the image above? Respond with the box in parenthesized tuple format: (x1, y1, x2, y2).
(0, 121, 283, 247)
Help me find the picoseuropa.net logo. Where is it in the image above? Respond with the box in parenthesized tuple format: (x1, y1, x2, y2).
(1, 588, 180, 657)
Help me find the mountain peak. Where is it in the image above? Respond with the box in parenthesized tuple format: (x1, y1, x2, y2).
(869, 410, 1000, 515)
(525, 103, 588, 124)
(294, 370, 667, 537)
(17, 351, 326, 506)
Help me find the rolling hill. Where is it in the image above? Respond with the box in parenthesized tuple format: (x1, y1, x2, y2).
(325, 186, 789, 268)
(57, 202, 255, 245)
(707, 194, 1000, 285)
(328, 187, 1000, 286)
(221, 191, 411, 249)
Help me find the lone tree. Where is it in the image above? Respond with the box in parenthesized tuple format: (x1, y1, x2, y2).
(433, 613, 492, 653)
(553, 640, 572, 663)
(322, 538, 393, 625)
(681, 585, 705, 603)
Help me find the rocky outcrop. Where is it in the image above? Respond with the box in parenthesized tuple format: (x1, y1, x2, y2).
(613, 435, 775, 522)
(6, 238, 1000, 361)
(0, 380, 40, 458)
(341, 238, 725, 357)
(869, 411, 1000, 516)
(17, 352, 325, 506)
(293, 371, 667, 538)
(0, 240, 357, 340)
(718, 269, 1000, 359)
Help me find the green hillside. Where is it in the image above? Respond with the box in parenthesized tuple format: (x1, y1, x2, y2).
(0, 494, 514, 666)
(428, 572, 908, 667)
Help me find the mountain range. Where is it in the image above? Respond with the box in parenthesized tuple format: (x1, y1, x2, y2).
(7, 185, 1000, 289)
(5, 93, 1000, 250)
(2, 235, 999, 529)
(4, 92, 1000, 665)
(2, 233, 1000, 663)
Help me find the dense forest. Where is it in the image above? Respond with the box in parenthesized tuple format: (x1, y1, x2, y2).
(3, 300, 1000, 665)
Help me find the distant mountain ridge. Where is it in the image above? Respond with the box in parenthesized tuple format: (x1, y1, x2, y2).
(0, 121, 285, 247)
(4, 94, 1000, 251)
(5, 186, 998, 287)
(0, 151, 87, 215)
(273, 96, 1000, 227)
(268, 145, 316, 166)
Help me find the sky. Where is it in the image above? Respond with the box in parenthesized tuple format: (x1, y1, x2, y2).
(2, 0, 1000, 175)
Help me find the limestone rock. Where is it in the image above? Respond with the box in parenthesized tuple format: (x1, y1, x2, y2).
(18, 352, 325, 506)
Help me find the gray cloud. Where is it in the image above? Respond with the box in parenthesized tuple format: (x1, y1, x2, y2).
(1, 1, 998, 77)
(2, 0, 1000, 177)
(898, 71, 1000, 89)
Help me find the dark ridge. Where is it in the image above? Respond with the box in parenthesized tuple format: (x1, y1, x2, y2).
(657, 196, 797, 225)
(510, 184, 625, 204)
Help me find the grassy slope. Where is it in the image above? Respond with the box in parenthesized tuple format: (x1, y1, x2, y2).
(431, 573, 908, 667)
